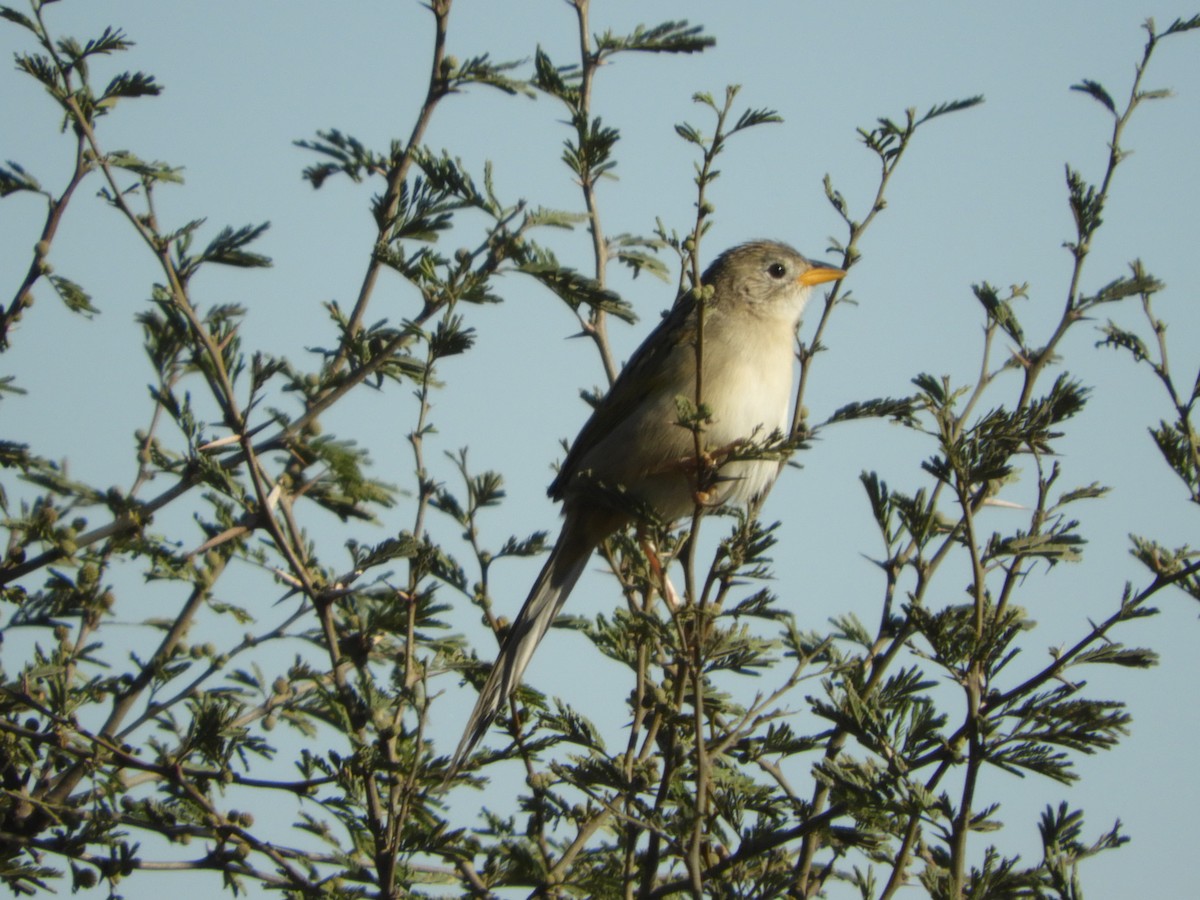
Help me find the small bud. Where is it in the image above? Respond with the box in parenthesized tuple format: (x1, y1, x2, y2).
(74, 869, 98, 890)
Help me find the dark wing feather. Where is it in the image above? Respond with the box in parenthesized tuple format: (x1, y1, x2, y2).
(549, 293, 698, 500)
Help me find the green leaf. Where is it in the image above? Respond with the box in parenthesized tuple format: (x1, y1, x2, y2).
(1149, 420, 1200, 493)
(300, 435, 396, 520)
(859, 471, 891, 530)
(49, 274, 97, 316)
(563, 114, 620, 180)
(991, 532, 1086, 563)
(517, 250, 636, 323)
(532, 46, 579, 105)
(674, 121, 705, 146)
(449, 54, 533, 98)
(917, 95, 985, 125)
(1065, 164, 1104, 240)
(1053, 483, 1110, 506)
(730, 105, 782, 133)
(411, 148, 493, 215)
(972, 281, 1026, 347)
(346, 533, 420, 570)
(826, 396, 920, 427)
(0, 6, 37, 34)
(14, 52, 61, 97)
(496, 532, 549, 559)
(1096, 321, 1150, 362)
(295, 129, 389, 188)
(911, 372, 947, 404)
(99, 71, 161, 105)
(1070, 79, 1116, 114)
(594, 20, 714, 56)
(522, 206, 586, 230)
(1162, 14, 1200, 36)
(609, 234, 668, 281)
(823, 173, 848, 218)
(1070, 644, 1158, 669)
(0, 376, 27, 400)
(199, 223, 272, 269)
(1137, 88, 1173, 102)
(65, 25, 133, 60)
(428, 315, 476, 359)
(0, 160, 42, 197)
(1079, 262, 1163, 306)
(105, 150, 184, 184)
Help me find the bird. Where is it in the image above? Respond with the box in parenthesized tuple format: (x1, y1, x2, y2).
(451, 240, 845, 770)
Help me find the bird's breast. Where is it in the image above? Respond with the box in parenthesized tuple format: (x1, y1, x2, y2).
(700, 324, 795, 445)
(695, 325, 795, 506)
(564, 315, 798, 518)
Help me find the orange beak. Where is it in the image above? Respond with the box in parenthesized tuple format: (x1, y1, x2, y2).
(798, 266, 847, 287)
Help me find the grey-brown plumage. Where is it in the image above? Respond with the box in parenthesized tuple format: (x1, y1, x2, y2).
(451, 241, 844, 770)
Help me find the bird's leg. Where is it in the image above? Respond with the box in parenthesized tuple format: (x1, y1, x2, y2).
(638, 532, 682, 609)
(701, 437, 749, 468)
(654, 439, 751, 506)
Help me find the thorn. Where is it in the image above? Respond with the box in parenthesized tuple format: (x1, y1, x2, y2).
(198, 433, 242, 451)
(980, 497, 1027, 510)
(269, 567, 304, 589)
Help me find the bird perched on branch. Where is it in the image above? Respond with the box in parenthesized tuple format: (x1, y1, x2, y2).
(451, 240, 845, 770)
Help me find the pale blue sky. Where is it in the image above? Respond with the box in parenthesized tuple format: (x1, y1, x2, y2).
(3, 2, 1199, 897)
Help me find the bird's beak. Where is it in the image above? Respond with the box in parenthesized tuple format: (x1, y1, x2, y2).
(798, 266, 847, 287)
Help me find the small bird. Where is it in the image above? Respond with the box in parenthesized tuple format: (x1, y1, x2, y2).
(452, 240, 845, 769)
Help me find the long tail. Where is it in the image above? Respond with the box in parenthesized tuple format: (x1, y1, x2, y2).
(450, 515, 597, 771)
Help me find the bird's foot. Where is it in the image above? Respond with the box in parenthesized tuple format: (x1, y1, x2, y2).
(639, 535, 682, 609)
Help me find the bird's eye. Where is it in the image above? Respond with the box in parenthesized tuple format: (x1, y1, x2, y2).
(767, 262, 787, 279)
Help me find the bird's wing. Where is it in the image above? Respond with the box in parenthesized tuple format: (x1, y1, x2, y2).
(549, 294, 698, 500)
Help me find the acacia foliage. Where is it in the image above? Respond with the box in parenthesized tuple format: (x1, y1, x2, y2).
(1, 2, 1198, 898)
